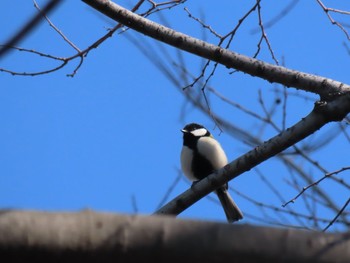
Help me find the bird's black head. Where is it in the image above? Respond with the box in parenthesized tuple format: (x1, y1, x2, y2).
(181, 123, 211, 148)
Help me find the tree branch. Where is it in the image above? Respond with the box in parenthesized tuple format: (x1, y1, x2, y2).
(1, 210, 350, 263)
(155, 96, 350, 217)
(81, 0, 350, 100)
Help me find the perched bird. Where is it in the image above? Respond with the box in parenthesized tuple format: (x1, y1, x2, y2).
(180, 123, 243, 223)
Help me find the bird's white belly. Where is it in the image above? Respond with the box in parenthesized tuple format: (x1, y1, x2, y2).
(180, 146, 197, 181)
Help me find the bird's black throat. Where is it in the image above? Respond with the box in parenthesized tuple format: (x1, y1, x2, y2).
(183, 133, 214, 180)
(191, 151, 214, 180)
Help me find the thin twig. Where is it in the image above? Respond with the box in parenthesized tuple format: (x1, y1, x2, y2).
(254, 0, 279, 64)
(323, 197, 350, 232)
(258, 89, 280, 132)
(184, 7, 222, 38)
(0, 0, 62, 58)
(208, 86, 268, 122)
(232, 187, 349, 227)
(283, 167, 350, 207)
(156, 170, 182, 210)
(143, 0, 187, 17)
(33, 0, 81, 52)
(1, 0, 186, 76)
(250, 0, 300, 34)
(316, 0, 350, 40)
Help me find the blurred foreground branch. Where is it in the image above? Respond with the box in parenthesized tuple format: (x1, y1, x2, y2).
(1, 210, 350, 263)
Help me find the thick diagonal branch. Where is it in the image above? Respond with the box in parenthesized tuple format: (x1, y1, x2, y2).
(155, 96, 350, 217)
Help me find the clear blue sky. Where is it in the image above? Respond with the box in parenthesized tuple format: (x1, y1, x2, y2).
(1, 0, 349, 229)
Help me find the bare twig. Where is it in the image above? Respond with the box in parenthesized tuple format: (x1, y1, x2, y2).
(1, 0, 187, 76)
(232, 187, 349, 227)
(283, 167, 350, 207)
(316, 0, 350, 40)
(184, 7, 222, 39)
(184, 2, 259, 89)
(182, 59, 211, 90)
(0, 45, 64, 60)
(258, 89, 280, 132)
(323, 197, 350, 232)
(143, 0, 187, 17)
(207, 86, 267, 122)
(251, 0, 300, 34)
(156, 170, 182, 210)
(0, 0, 62, 58)
(254, 1, 279, 64)
(33, 0, 81, 52)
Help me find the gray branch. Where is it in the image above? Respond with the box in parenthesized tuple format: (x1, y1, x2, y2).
(82, 0, 350, 100)
(1, 210, 350, 263)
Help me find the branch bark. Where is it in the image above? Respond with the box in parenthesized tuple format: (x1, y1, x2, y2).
(1, 210, 350, 263)
(82, 0, 350, 100)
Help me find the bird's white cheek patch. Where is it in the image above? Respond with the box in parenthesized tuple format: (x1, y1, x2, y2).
(191, 128, 207, 137)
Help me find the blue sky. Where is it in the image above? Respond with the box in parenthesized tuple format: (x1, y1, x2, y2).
(1, 0, 349, 229)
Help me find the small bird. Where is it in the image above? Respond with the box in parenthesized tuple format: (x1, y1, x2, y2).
(180, 123, 243, 223)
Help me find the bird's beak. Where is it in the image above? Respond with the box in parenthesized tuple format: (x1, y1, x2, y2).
(181, 129, 188, 133)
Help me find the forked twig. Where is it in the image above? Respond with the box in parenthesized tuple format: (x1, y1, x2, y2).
(316, 0, 350, 40)
(283, 167, 350, 207)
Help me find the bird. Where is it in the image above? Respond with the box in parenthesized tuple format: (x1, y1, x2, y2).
(180, 123, 243, 223)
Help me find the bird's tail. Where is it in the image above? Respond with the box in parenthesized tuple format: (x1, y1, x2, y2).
(215, 186, 243, 223)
